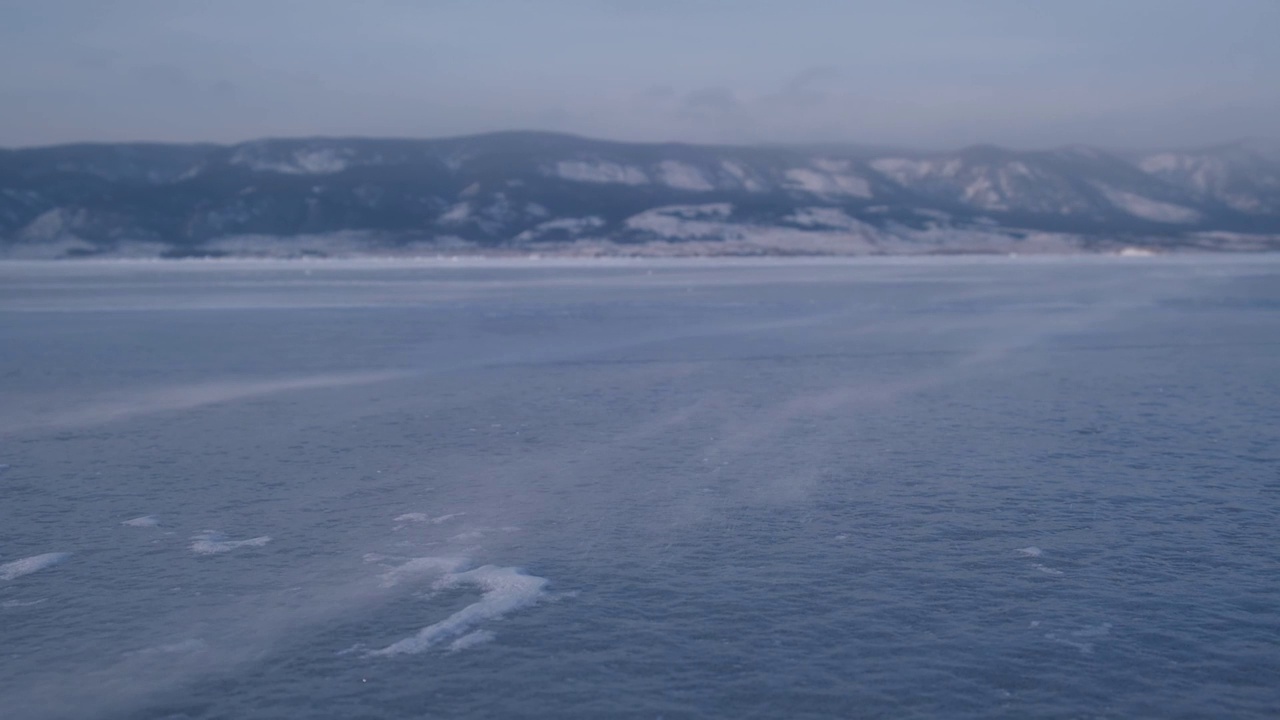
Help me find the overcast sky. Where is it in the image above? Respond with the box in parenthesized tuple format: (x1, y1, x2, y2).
(1, 0, 1275, 149)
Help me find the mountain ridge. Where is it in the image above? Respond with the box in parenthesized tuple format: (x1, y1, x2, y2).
(3, 131, 1279, 258)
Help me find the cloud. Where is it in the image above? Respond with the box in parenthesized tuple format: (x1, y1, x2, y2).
(681, 86, 741, 116)
(782, 65, 841, 95)
(131, 63, 189, 90)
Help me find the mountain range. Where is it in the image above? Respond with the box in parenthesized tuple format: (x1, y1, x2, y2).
(2, 131, 1279, 258)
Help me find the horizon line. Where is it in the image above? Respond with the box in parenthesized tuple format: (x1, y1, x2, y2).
(1, 129, 1276, 156)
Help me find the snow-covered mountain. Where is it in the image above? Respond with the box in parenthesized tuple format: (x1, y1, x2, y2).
(2, 132, 1278, 258)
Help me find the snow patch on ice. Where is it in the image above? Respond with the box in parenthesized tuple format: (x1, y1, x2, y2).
(378, 556, 469, 589)
(368, 564, 549, 656)
(190, 531, 271, 555)
(123, 516, 161, 528)
(1, 553, 70, 581)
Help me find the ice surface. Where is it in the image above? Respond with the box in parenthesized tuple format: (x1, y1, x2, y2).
(369, 565, 549, 656)
(190, 532, 271, 555)
(0, 553, 71, 581)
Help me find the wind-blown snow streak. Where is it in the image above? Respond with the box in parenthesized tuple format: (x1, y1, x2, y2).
(0, 370, 409, 434)
(0, 553, 70, 581)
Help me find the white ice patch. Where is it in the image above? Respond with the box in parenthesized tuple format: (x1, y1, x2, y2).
(0, 553, 70, 581)
(190, 532, 271, 555)
(1015, 546, 1042, 557)
(123, 516, 160, 528)
(657, 161, 715, 191)
(369, 565, 549, 656)
(553, 160, 649, 186)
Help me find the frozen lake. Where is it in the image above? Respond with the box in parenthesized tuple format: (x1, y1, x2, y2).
(1, 255, 1278, 719)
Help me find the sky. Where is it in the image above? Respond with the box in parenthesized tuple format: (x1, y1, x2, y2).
(0, 0, 1275, 150)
